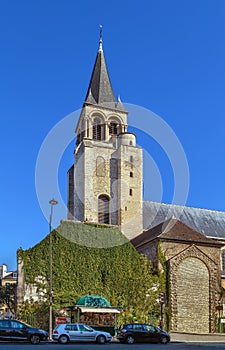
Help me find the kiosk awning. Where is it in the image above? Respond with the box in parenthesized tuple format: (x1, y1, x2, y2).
(78, 307, 121, 314)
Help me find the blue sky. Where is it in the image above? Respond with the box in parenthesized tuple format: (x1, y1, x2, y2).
(1, 0, 225, 270)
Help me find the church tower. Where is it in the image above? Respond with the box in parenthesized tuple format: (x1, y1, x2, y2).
(68, 31, 143, 239)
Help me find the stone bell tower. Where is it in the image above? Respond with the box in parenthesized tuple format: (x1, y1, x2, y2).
(68, 31, 143, 239)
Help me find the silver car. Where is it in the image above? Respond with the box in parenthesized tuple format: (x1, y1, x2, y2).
(52, 323, 112, 344)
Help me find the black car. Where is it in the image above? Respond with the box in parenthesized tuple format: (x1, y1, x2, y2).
(0, 319, 48, 344)
(117, 323, 170, 344)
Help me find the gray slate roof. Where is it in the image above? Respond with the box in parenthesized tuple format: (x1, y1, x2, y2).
(84, 47, 126, 112)
(143, 201, 225, 239)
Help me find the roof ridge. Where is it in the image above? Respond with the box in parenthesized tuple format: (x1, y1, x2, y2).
(143, 200, 225, 215)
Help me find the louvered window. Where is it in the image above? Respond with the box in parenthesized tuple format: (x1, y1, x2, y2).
(109, 122, 117, 135)
(93, 124, 102, 140)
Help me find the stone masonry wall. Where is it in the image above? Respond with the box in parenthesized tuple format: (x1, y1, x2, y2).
(168, 244, 221, 333)
(135, 240, 221, 333)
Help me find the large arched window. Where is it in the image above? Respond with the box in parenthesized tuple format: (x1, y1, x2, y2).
(98, 195, 110, 224)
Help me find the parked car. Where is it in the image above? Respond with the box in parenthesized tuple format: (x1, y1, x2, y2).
(0, 319, 48, 344)
(117, 323, 170, 344)
(52, 323, 112, 344)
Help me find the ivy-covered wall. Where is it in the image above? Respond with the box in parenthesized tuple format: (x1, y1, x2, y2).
(18, 221, 164, 327)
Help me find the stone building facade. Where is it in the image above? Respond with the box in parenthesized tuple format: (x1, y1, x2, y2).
(67, 34, 143, 239)
(65, 33, 225, 333)
(131, 218, 223, 333)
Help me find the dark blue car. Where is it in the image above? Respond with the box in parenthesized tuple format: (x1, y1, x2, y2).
(0, 319, 48, 344)
(117, 323, 170, 344)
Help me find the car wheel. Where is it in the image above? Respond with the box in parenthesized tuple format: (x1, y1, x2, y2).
(160, 336, 169, 344)
(30, 334, 41, 344)
(59, 335, 69, 344)
(126, 335, 135, 344)
(96, 335, 106, 344)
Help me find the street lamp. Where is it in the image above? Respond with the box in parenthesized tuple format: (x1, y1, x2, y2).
(49, 198, 58, 341)
(159, 292, 165, 330)
(216, 301, 223, 333)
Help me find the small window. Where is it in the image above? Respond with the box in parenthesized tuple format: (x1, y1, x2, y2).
(125, 206, 127, 211)
(222, 250, 225, 273)
(133, 324, 143, 330)
(0, 320, 10, 327)
(79, 324, 93, 332)
(65, 324, 78, 331)
(124, 324, 133, 330)
(144, 324, 156, 332)
(130, 172, 133, 178)
(130, 155, 133, 163)
(129, 141, 133, 146)
(129, 189, 133, 196)
(11, 321, 23, 329)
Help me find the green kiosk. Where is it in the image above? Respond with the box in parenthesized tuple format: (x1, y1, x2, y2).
(67, 295, 121, 336)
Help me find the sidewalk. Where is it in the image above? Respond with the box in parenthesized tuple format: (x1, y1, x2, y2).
(170, 332, 225, 342)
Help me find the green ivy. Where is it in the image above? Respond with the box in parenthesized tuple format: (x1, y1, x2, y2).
(18, 221, 164, 328)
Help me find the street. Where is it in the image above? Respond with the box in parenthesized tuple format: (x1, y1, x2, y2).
(1, 342, 225, 350)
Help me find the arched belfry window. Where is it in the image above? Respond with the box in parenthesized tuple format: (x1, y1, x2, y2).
(98, 195, 110, 224)
(93, 117, 102, 140)
(96, 156, 106, 177)
(109, 122, 118, 135)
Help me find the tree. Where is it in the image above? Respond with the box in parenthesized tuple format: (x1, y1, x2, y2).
(0, 284, 17, 316)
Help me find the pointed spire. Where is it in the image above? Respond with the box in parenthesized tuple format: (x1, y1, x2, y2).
(84, 28, 127, 112)
(84, 28, 116, 107)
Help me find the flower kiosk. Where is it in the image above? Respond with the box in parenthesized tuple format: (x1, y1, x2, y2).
(67, 295, 121, 336)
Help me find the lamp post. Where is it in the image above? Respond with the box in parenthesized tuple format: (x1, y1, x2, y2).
(159, 292, 165, 331)
(49, 198, 58, 341)
(216, 301, 223, 333)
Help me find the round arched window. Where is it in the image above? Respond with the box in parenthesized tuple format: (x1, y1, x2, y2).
(98, 195, 110, 224)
